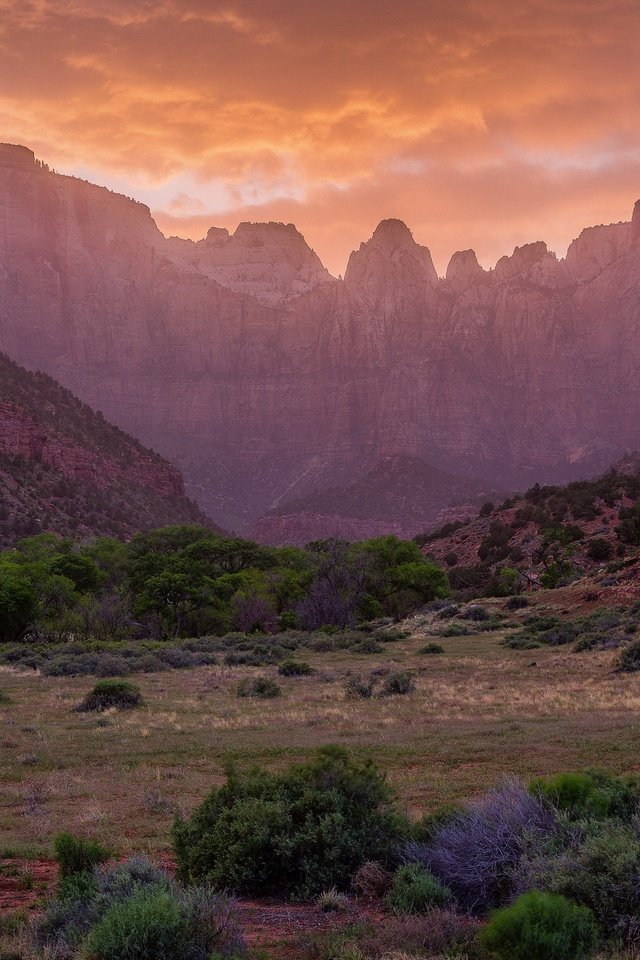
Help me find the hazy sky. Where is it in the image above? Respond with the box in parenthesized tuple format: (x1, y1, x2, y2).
(1, 0, 639, 275)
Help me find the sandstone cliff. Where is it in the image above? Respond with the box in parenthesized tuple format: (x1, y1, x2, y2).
(0, 143, 639, 539)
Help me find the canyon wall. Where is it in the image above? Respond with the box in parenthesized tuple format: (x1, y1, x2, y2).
(1, 143, 639, 537)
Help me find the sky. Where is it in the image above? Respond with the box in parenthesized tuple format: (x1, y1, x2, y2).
(1, 0, 639, 276)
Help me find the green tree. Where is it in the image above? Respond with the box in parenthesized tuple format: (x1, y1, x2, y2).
(0, 563, 37, 640)
(357, 536, 449, 620)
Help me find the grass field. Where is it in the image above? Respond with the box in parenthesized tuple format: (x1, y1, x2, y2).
(2, 599, 640, 858)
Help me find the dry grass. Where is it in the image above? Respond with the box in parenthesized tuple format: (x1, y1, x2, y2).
(1, 628, 640, 855)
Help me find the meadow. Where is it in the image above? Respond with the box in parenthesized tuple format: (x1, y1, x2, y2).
(2, 594, 639, 859)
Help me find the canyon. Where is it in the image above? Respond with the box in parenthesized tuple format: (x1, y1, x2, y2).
(0, 142, 639, 541)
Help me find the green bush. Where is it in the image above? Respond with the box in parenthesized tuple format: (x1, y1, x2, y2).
(379, 671, 415, 696)
(75, 679, 143, 712)
(586, 538, 613, 562)
(616, 639, 640, 673)
(236, 676, 281, 698)
(440, 623, 470, 637)
(53, 832, 110, 879)
(278, 659, 314, 676)
(418, 643, 444, 655)
(505, 595, 529, 610)
(543, 824, 640, 936)
(172, 746, 403, 900)
(386, 863, 451, 914)
(34, 856, 243, 960)
(345, 674, 378, 698)
(531, 770, 640, 820)
(84, 887, 184, 960)
(479, 891, 598, 960)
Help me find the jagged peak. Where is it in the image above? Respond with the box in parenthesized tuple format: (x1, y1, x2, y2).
(233, 221, 305, 242)
(371, 218, 415, 245)
(203, 226, 230, 245)
(446, 249, 485, 290)
(345, 218, 438, 289)
(495, 241, 551, 281)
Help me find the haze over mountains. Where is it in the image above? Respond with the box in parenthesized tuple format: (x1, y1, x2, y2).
(1, 142, 639, 541)
(0, 350, 210, 546)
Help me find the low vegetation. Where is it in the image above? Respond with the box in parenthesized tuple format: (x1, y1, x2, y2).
(416, 463, 640, 599)
(31, 855, 243, 960)
(172, 747, 403, 900)
(2, 513, 640, 957)
(0, 527, 449, 674)
(74, 679, 144, 712)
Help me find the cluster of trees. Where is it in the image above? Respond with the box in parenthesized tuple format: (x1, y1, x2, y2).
(0, 526, 449, 643)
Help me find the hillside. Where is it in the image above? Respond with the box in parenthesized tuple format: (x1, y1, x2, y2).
(417, 457, 640, 591)
(0, 143, 639, 537)
(250, 455, 502, 545)
(0, 352, 214, 545)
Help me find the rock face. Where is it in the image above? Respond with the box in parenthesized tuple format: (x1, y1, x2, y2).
(165, 221, 333, 305)
(0, 143, 639, 539)
(0, 350, 212, 545)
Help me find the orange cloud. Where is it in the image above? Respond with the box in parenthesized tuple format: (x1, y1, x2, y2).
(0, 0, 638, 274)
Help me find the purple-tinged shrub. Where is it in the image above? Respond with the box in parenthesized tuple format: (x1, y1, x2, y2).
(403, 779, 558, 913)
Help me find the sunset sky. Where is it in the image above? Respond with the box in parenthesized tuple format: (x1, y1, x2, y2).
(1, 0, 639, 275)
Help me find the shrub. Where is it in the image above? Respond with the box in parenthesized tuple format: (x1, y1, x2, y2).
(616, 639, 640, 673)
(418, 643, 444, 655)
(437, 604, 460, 619)
(75, 679, 143, 712)
(460, 605, 489, 621)
(0, 689, 12, 705)
(345, 674, 378, 699)
(531, 770, 640, 821)
(172, 747, 403, 900)
(386, 864, 451, 914)
(83, 883, 242, 960)
(351, 861, 393, 899)
(379, 671, 415, 697)
(278, 659, 314, 676)
(84, 886, 184, 960)
(236, 676, 281, 698)
(505, 595, 529, 610)
(479, 891, 598, 960)
(373, 628, 410, 642)
(53, 833, 110, 879)
(586, 538, 613, 562)
(34, 857, 242, 960)
(351, 636, 383, 654)
(542, 823, 640, 937)
(405, 780, 557, 913)
(316, 888, 350, 912)
(503, 633, 541, 650)
(440, 623, 470, 637)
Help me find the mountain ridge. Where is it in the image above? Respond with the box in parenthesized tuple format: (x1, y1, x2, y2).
(1, 142, 639, 539)
(0, 351, 215, 545)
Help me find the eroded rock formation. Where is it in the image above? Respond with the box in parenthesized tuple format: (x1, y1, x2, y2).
(1, 142, 639, 539)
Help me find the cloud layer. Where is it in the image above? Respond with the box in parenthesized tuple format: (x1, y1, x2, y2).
(1, 0, 639, 273)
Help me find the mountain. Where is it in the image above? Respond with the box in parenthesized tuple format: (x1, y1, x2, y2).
(249, 455, 501, 545)
(0, 142, 639, 539)
(0, 351, 213, 545)
(416, 455, 640, 588)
